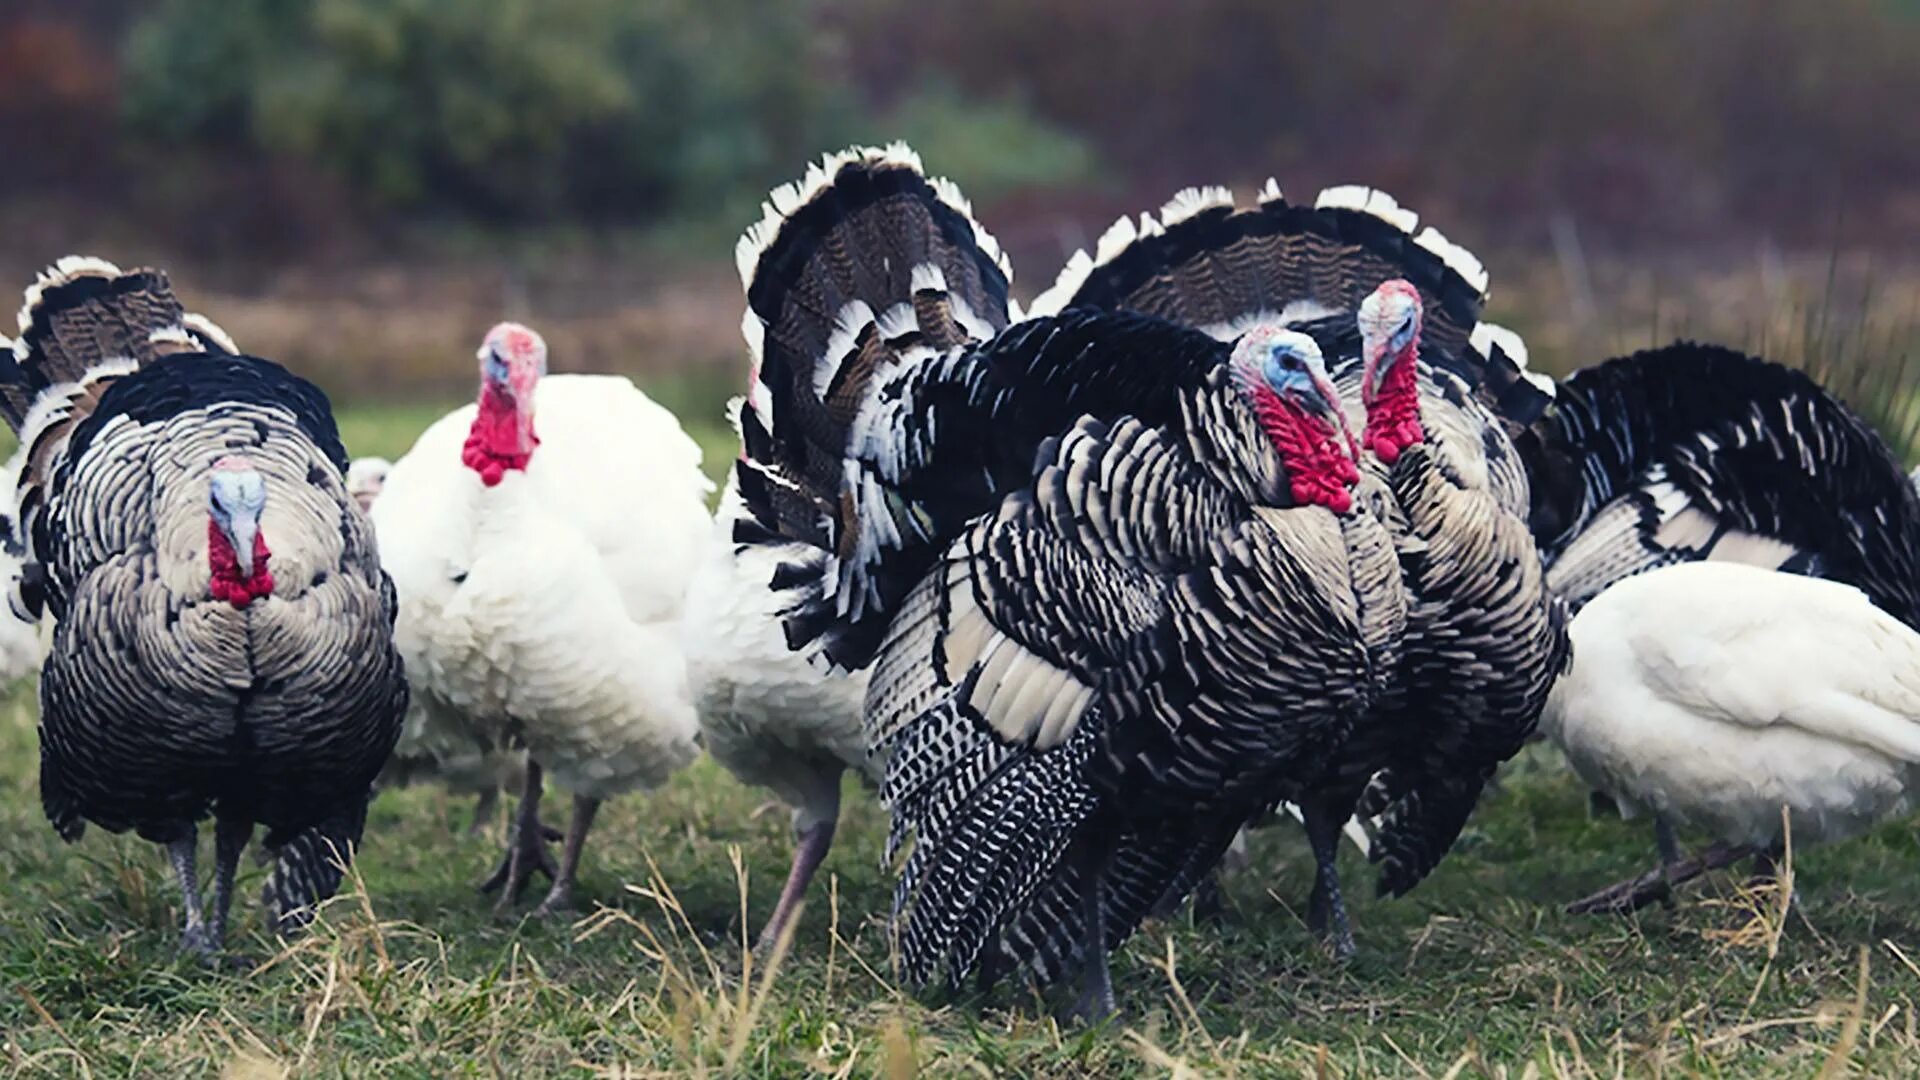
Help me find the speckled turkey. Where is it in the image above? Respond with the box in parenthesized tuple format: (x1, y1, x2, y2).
(731, 144, 1409, 1017)
(1027, 183, 1570, 954)
(3, 257, 407, 957)
(1517, 342, 1920, 624)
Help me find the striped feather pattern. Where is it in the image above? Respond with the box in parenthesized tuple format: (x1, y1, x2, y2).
(1028, 184, 1553, 430)
(735, 145, 1406, 996)
(1031, 189, 1567, 902)
(1519, 343, 1920, 622)
(859, 392, 1396, 988)
(34, 386, 405, 849)
(6, 262, 406, 939)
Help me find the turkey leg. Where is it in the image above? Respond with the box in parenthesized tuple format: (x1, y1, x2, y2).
(468, 786, 499, 835)
(1567, 822, 1756, 915)
(205, 815, 254, 954)
(757, 782, 843, 953)
(480, 760, 557, 910)
(1302, 798, 1356, 960)
(167, 830, 213, 957)
(1065, 838, 1118, 1025)
(533, 794, 601, 917)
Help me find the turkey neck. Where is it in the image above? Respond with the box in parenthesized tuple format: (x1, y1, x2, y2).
(1340, 471, 1410, 703)
(1362, 345, 1423, 465)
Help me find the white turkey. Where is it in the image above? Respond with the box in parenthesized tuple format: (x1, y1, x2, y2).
(0, 453, 45, 680)
(1542, 560, 1920, 913)
(683, 470, 872, 949)
(353, 453, 524, 834)
(732, 144, 1408, 1018)
(346, 456, 389, 514)
(1516, 343, 1920, 622)
(3, 257, 407, 956)
(371, 323, 707, 915)
(1026, 184, 1569, 955)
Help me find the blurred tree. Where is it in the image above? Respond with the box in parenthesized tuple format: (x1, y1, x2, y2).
(121, 0, 849, 222)
(860, 79, 1099, 203)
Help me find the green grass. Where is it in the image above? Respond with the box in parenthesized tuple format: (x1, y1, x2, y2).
(7, 405, 1920, 1078)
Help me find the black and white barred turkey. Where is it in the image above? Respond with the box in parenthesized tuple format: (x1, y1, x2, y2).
(731, 145, 1409, 1017)
(1024, 184, 1569, 954)
(3, 258, 407, 958)
(1517, 343, 1920, 624)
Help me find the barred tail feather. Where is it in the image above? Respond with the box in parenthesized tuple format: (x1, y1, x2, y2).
(262, 797, 369, 934)
(993, 815, 1242, 988)
(0, 256, 198, 431)
(1027, 182, 1554, 428)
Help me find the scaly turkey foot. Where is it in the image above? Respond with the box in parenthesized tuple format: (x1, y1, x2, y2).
(1567, 842, 1755, 915)
(478, 817, 557, 911)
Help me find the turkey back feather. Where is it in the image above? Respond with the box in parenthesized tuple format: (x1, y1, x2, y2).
(1518, 342, 1920, 623)
(1028, 183, 1554, 430)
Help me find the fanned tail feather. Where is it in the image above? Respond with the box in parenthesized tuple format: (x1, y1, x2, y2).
(1028, 182, 1553, 429)
(0, 256, 213, 431)
(1518, 342, 1920, 623)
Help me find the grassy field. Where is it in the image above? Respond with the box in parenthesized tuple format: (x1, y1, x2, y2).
(5, 397, 1920, 1078)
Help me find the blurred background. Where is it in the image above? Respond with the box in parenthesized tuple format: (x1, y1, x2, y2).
(4, 0, 1918, 450)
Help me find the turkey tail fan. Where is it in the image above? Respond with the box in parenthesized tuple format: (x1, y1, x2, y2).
(1028, 182, 1554, 429)
(0, 256, 213, 431)
(735, 141, 1012, 454)
(261, 795, 370, 935)
(733, 144, 1235, 672)
(1517, 341, 1920, 623)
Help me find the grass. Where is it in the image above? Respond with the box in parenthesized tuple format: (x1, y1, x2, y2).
(6, 706, 1920, 1077)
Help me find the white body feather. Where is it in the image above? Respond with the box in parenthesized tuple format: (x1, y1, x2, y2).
(683, 475, 872, 831)
(1543, 561, 1920, 848)
(372, 375, 709, 799)
(0, 453, 44, 680)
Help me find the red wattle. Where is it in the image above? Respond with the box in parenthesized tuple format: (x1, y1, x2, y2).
(207, 520, 275, 607)
(1362, 348, 1424, 465)
(462, 383, 538, 486)
(1248, 384, 1358, 513)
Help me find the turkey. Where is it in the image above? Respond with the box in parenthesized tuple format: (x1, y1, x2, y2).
(732, 144, 1407, 1017)
(683, 468, 872, 950)
(346, 456, 390, 514)
(0, 454, 45, 680)
(1543, 560, 1920, 913)
(1515, 342, 1920, 623)
(4, 257, 407, 957)
(371, 323, 707, 915)
(1026, 184, 1569, 953)
(353, 453, 525, 834)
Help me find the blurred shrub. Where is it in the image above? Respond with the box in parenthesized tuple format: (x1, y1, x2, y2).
(122, 0, 848, 221)
(859, 80, 1099, 203)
